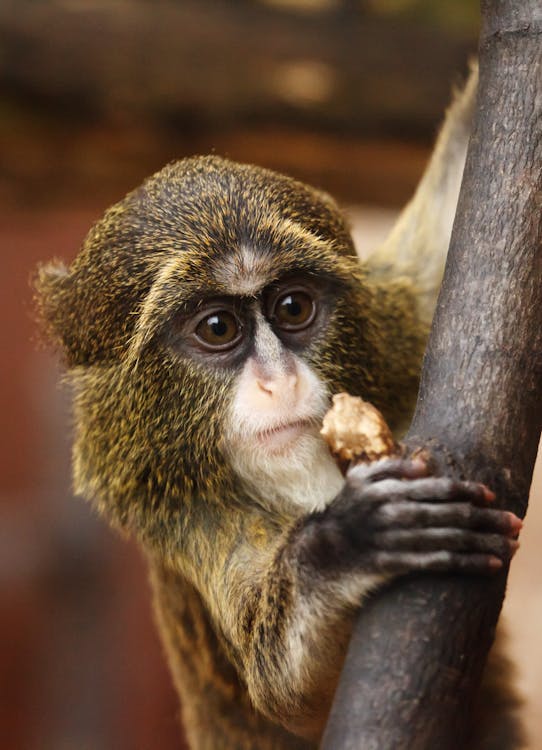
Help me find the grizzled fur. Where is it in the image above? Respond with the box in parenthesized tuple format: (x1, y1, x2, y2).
(35, 157, 423, 553)
(34, 157, 426, 745)
(35, 70, 524, 750)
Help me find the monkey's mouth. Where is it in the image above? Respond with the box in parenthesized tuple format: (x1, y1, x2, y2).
(255, 418, 314, 452)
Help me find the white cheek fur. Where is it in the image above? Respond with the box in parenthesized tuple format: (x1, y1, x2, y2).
(223, 356, 344, 513)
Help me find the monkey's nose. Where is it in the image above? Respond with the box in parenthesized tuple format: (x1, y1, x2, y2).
(257, 379, 274, 396)
(256, 372, 298, 397)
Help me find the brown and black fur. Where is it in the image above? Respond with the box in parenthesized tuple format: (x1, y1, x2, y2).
(35, 67, 524, 750)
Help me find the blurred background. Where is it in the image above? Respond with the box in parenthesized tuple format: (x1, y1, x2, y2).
(1, 1, 540, 748)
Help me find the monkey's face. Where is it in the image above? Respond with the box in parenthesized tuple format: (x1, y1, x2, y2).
(166, 261, 355, 514)
(128, 201, 369, 517)
(36, 156, 397, 541)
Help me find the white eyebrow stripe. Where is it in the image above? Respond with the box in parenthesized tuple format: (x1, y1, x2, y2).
(124, 254, 184, 363)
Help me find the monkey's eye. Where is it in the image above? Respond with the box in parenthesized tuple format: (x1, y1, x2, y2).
(194, 311, 242, 350)
(271, 290, 316, 331)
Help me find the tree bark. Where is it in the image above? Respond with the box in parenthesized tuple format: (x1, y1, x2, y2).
(321, 2, 542, 749)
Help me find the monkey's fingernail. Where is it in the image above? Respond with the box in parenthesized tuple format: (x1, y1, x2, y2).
(482, 486, 496, 502)
(410, 458, 429, 473)
(507, 513, 523, 535)
(488, 556, 503, 570)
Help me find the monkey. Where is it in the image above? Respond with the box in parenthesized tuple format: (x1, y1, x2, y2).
(34, 67, 525, 750)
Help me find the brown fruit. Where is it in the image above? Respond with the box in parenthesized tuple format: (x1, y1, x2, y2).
(321, 393, 398, 469)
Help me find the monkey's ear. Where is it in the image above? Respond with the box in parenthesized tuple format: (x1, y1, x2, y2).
(33, 261, 80, 366)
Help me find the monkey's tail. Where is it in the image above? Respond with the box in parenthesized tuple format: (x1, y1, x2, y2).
(368, 61, 478, 325)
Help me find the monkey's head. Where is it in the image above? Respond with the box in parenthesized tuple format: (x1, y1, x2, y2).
(35, 156, 423, 554)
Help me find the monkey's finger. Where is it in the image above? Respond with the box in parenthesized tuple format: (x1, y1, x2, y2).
(359, 476, 495, 506)
(372, 502, 522, 537)
(347, 458, 429, 484)
(373, 528, 519, 560)
(371, 550, 505, 576)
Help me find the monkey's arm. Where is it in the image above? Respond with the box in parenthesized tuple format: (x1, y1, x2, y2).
(204, 457, 519, 741)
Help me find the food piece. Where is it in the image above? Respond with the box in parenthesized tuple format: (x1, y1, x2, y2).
(321, 392, 398, 467)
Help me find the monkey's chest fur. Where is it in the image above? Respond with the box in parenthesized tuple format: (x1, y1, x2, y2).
(151, 562, 320, 750)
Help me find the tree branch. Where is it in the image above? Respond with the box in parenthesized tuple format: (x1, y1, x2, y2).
(321, 1, 542, 748)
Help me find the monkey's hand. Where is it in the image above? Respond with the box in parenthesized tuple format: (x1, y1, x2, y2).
(294, 457, 521, 577)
